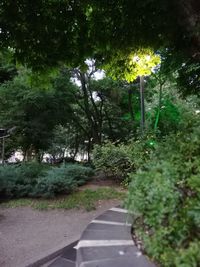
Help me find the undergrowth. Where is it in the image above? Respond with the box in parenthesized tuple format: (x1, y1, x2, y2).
(0, 187, 125, 211)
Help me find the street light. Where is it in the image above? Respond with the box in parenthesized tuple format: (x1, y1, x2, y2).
(0, 127, 16, 165)
(139, 75, 145, 133)
(130, 52, 161, 135)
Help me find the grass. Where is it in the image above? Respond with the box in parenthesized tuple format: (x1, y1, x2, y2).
(0, 187, 126, 211)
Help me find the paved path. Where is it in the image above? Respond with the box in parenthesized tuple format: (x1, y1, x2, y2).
(0, 200, 120, 267)
(48, 207, 156, 267)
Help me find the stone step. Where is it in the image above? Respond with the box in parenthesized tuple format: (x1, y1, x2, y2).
(46, 241, 77, 267)
(48, 257, 75, 267)
(76, 207, 156, 267)
(44, 206, 156, 267)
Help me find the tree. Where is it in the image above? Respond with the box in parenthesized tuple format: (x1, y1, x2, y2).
(65, 62, 138, 159)
(177, 61, 200, 96)
(90, 77, 138, 140)
(0, 60, 139, 161)
(104, 49, 161, 133)
(0, 49, 17, 84)
(0, 69, 76, 161)
(47, 125, 83, 161)
(0, 0, 199, 68)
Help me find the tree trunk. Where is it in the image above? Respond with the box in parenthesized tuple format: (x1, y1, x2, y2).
(87, 138, 91, 162)
(154, 82, 163, 131)
(128, 87, 135, 124)
(25, 147, 33, 161)
(1, 137, 5, 166)
(72, 135, 79, 160)
(104, 108, 114, 140)
(35, 149, 42, 163)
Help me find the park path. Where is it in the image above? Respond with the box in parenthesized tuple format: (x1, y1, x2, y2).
(0, 199, 120, 267)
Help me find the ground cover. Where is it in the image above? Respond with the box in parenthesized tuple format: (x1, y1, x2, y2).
(0, 186, 125, 211)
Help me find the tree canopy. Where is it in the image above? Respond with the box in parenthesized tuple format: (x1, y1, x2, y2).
(0, 0, 199, 68)
(104, 49, 161, 82)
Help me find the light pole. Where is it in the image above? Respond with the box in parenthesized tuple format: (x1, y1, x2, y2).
(0, 129, 9, 165)
(130, 53, 160, 135)
(139, 75, 145, 134)
(0, 127, 16, 165)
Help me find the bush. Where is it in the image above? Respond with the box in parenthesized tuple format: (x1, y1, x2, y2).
(61, 164, 94, 185)
(126, 113, 200, 266)
(33, 168, 77, 198)
(34, 164, 94, 198)
(0, 162, 93, 198)
(93, 138, 154, 182)
(93, 142, 132, 181)
(0, 164, 18, 198)
(0, 162, 46, 198)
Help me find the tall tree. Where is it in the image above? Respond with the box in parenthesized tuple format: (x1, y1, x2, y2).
(0, 0, 199, 68)
(103, 49, 161, 133)
(0, 49, 17, 84)
(0, 69, 76, 161)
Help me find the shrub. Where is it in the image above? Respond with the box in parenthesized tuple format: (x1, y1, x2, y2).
(61, 164, 94, 185)
(126, 114, 200, 266)
(0, 164, 18, 198)
(16, 162, 46, 181)
(92, 138, 154, 182)
(0, 163, 93, 198)
(34, 164, 94, 198)
(93, 142, 132, 181)
(0, 162, 46, 198)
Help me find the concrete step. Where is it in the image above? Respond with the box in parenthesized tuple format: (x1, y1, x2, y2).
(76, 207, 156, 267)
(46, 241, 77, 267)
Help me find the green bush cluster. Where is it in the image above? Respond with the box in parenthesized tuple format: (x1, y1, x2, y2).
(93, 142, 132, 181)
(0, 162, 46, 198)
(126, 115, 200, 266)
(35, 164, 94, 198)
(92, 139, 153, 182)
(0, 162, 94, 198)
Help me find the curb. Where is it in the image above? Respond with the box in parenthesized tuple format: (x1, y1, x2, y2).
(76, 207, 156, 267)
(41, 206, 156, 267)
(26, 240, 78, 267)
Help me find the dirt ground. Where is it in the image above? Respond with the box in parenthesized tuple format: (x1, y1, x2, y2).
(0, 199, 121, 267)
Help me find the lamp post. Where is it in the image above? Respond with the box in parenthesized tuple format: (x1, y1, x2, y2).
(131, 53, 160, 135)
(139, 75, 145, 134)
(0, 127, 16, 165)
(0, 129, 9, 165)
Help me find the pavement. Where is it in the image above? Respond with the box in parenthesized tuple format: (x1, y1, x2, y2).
(47, 207, 156, 267)
(0, 200, 120, 267)
(0, 199, 156, 267)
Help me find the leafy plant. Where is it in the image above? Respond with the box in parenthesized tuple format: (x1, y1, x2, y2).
(34, 164, 94, 198)
(0, 162, 46, 198)
(93, 138, 154, 183)
(126, 110, 200, 266)
(0, 163, 93, 198)
(93, 142, 132, 181)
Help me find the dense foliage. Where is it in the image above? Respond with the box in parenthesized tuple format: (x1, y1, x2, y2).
(93, 138, 153, 182)
(0, 69, 76, 160)
(34, 164, 94, 198)
(93, 142, 132, 181)
(92, 93, 200, 266)
(0, 162, 46, 198)
(0, 1, 199, 68)
(0, 2, 199, 265)
(0, 62, 139, 160)
(126, 110, 200, 266)
(92, 82, 184, 181)
(0, 163, 93, 198)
